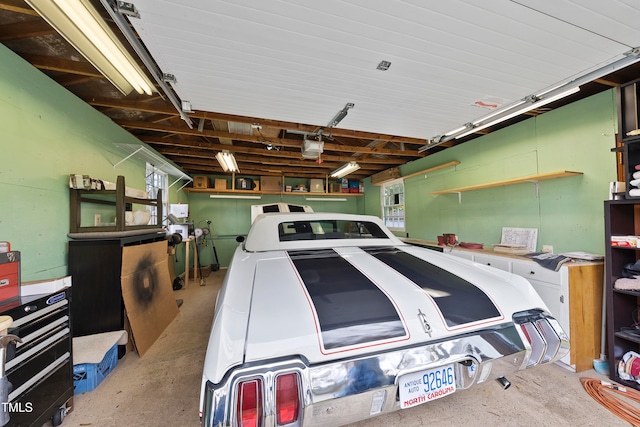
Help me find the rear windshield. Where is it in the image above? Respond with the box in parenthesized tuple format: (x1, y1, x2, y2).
(278, 220, 388, 242)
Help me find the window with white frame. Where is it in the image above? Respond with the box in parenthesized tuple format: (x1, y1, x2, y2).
(381, 179, 405, 231)
(145, 163, 168, 225)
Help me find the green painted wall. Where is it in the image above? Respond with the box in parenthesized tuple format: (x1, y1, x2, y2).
(363, 90, 618, 255)
(186, 188, 364, 267)
(0, 45, 187, 281)
(0, 41, 621, 278)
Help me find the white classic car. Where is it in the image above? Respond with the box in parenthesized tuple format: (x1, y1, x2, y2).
(200, 212, 569, 427)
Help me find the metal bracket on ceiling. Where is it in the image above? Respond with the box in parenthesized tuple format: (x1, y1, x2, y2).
(162, 73, 177, 84)
(116, 1, 139, 18)
(100, 0, 194, 128)
(625, 46, 640, 57)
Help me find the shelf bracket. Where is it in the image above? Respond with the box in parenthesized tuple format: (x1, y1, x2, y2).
(113, 146, 145, 169)
(526, 180, 540, 198)
(454, 191, 462, 204)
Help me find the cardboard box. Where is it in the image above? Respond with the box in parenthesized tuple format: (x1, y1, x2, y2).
(261, 176, 282, 192)
(214, 179, 227, 190)
(329, 183, 341, 193)
(120, 241, 179, 356)
(193, 176, 209, 188)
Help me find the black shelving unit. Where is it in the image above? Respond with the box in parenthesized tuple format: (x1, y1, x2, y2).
(619, 78, 640, 143)
(605, 200, 640, 389)
(68, 233, 166, 338)
(619, 78, 640, 199)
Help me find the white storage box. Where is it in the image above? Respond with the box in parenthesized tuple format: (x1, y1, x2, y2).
(309, 179, 324, 193)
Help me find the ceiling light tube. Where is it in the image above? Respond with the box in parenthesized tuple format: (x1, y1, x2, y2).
(305, 197, 347, 202)
(454, 87, 580, 139)
(98, 0, 192, 128)
(209, 194, 262, 200)
(471, 99, 527, 126)
(330, 161, 361, 178)
(421, 49, 640, 151)
(215, 151, 239, 173)
(25, 0, 155, 96)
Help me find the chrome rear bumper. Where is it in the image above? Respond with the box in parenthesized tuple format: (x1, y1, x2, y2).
(202, 311, 568, 427)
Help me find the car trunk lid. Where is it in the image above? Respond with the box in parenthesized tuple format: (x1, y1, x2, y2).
(244, 246, 510, 364)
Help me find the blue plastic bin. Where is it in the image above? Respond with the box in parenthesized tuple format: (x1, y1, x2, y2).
(73, 344, 118, 393)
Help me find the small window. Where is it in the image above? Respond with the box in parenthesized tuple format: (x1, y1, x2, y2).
(381, 179, 405, 231)
(146, 163, 168, 225)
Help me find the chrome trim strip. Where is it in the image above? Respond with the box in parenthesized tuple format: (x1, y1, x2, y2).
(203, 322, 530, 427)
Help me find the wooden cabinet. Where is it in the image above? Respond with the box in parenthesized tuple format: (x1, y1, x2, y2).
(448, 248, 603, 372)
(604, 200, 640, 389)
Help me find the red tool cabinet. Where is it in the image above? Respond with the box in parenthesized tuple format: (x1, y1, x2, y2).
(0, 251, 20, 303)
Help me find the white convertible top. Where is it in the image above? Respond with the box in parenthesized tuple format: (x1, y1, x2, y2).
(244, 212, 405, 252)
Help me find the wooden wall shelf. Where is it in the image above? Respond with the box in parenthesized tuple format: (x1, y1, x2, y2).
(69, 175, 162, 233)
(372, 161, 461, 186)
(430, 170, 583, 202)
(184, 188, 363, 197)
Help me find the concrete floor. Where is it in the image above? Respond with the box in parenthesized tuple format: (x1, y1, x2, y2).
(59, 269, 627, 427)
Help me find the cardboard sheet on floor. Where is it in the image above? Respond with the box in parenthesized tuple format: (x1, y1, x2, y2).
(121, 240, 178, 356)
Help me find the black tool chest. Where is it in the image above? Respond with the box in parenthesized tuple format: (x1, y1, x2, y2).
(0, 288, 73, 426)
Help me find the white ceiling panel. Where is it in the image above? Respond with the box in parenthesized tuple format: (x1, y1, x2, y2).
(129, 0, 640, 139)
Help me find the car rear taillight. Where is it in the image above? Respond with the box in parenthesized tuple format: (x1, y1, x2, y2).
(519, 322, 546, 366)
(237, 379, 262, 427)
(276, 373, 300, 425)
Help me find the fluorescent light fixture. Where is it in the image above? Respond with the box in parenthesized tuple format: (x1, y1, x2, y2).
(305, 197, 347, 202)
(471, 99, 527, 126)
(454, 87, 580, 139)
(25, 0, 155, 96)
(209, 194, 262, 200)
(215, 150, 239, 173)
(330, 161, 361, 178)
(420, 48, 640, 151)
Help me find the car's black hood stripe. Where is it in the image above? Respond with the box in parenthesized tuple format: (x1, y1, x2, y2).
(288, 249, 407, 350)
(364, 247, 501, 327)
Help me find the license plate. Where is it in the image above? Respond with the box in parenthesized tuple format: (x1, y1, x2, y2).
(398, 365, 456, 409)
